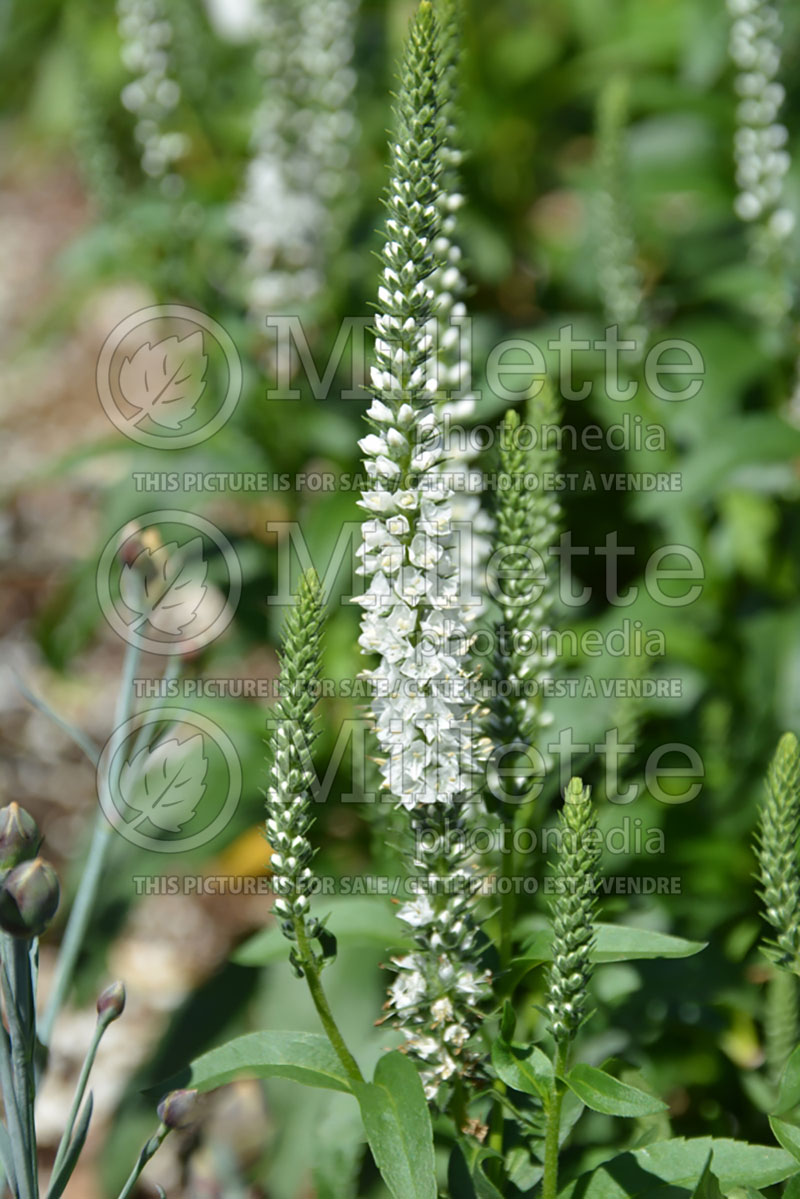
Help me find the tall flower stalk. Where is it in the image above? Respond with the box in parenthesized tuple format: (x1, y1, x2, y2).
(542, 778, 600, 1199)
(755, 731, 800, 1084)
(266, 570, 363, 1085)
(355, 1, 489, 1101)
(231, 0, 359, 320)
(486, 389, 561, 964)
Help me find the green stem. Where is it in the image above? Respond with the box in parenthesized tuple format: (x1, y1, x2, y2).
(51, 1019, 105, 1177)
(115, 1124, 169, 1199)
(294, 921, 364, 1086)
(542, 1042, 568, 1199)
(0, 1021, 29, 1199)
(0, 938, 37, 1199)
(41, 640, 141, 1047)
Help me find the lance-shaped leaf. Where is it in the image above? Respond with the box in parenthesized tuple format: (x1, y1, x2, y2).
(150, 1031, 354, 1097)
(564, 1063, 667, 1117)
(353, 1052, 436, 1199)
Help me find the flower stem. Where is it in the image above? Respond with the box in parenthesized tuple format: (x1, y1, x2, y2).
(542, 1041, 568, 1199)
(41, 639, 141, 1047)
(115, 1124, 169, 1199)
(293, 919, 364, 1087)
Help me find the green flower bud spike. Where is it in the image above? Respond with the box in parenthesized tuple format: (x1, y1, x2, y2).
(0, 803, 42, 871)
(755, 731, 800, 972)
(546, 778, 600, 1044)
(542, 777, 601, 1199)
(0, 857, 60, 939)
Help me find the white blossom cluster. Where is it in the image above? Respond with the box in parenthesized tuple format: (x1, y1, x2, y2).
(231, 0, 358, 319)
(354, 5, 490, 1100)
(117, 0, 188, 183)
(728, 0, 794, 242)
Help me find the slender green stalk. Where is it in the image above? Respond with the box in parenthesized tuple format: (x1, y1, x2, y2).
(41, 640, 141, 1046)
(765, 968, 797, 1088)
(542, 1042, 568, 1199)
(0, 1020, 30, 1199)
(294, 920, 363, 1086)
(0, 940, 37, 1199)
(541, 779, 600, 1199)
(51, 1020, 104, 1177)
(115, 1124, 169, 1199)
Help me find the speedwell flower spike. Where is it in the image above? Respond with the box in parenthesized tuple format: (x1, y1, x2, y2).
(354, 0, 490, 1101)
(546, 777, 600, 1045)
(486, 386, 561, 799)
(265, 569, 329, 973)
(755, 731, 800, 973)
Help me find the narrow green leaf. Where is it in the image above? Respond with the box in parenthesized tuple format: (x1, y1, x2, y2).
(47, 1094, 93, 1199)
(519, 924, 705, 967)
(149, 1031, 352, 1097)
(775, 1043, 800, 1114)
(354, 1052, 436, 1199)
(491, 1037, 553, 1100)
(565, 1063, 667, 1117)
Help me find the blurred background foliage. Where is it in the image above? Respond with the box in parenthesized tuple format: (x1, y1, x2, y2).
(2, 0, 800, 1194)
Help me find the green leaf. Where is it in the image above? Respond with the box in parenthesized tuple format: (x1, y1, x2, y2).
(492, 1036, 553, 1100)
(518, 924, 705, 967)
(769, 1115, 800, 1164)
(775, 1043, 800, 1114)
(47, 1094, 93, 1199)
(354, 1052, 436, 1199)
(233, 896, 410, 966)
(149, 1030, 353, 1097)
(448, 1141, 506, 1199)
(559, 1138, 796, 1197)
(690, 1152, 724, 1199)
(564, 1064, 667, 1117)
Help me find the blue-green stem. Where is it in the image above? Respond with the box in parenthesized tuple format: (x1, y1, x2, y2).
(40, 639, 141, 1047)
(115, 1124, 169, 1199)
(51, 1016, 106, 1178)
(0, 937, 37, 1199)
(0, 1021, 28, 1199)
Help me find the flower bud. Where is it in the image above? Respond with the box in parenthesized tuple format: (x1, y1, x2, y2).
(96, 981, 126, 1024)
(0, 858, 60, 938)
(157, 1088, 198, 1130)
(0, 804, 42, 871)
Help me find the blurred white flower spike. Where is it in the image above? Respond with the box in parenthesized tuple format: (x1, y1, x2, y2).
(116, 0, 189, 186)
(231, 0, 359, 320)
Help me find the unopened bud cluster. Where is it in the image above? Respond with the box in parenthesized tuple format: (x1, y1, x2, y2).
(546, 779, 600, 1043)
(0, 804, 60, 939)
(265, 571, 327, 974)
(755, 731, 800, 972)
